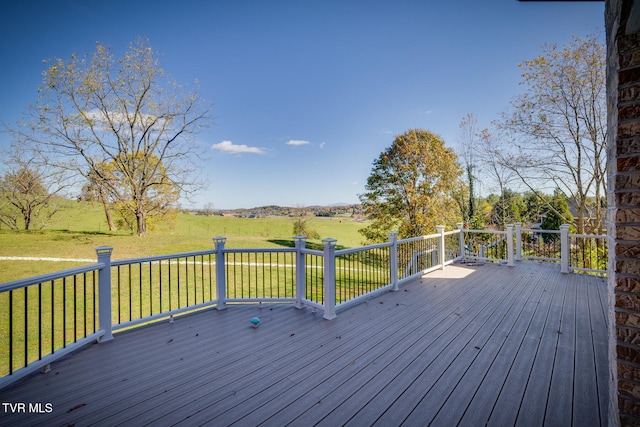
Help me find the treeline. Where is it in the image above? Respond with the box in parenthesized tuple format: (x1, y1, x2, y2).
(200, 204, 363, 218)
(471, 189, 603, 233)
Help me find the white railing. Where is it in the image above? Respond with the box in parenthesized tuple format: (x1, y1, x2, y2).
(460, 224, 515, 266)
(567, 232, 608, 274)
(0, 223, 607, 389)
(461, 223, 608, 275)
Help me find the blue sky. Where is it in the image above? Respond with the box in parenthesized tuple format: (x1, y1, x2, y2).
(0, 0, 604, 209)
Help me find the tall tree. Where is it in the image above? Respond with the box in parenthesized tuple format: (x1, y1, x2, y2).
(359, 129, 463, 242)
(458, 113, 478, 223)
(497, 34, 606, 234)
(17, 38, 210, 236)
(110, 152, 180, 233)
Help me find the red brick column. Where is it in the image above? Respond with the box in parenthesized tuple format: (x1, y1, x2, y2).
(607, 1, 640, 424)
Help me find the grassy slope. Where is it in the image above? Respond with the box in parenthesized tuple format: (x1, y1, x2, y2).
(0, 201, 368, 283)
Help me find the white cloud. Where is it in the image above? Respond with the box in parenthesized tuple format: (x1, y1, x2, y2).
(286, 139, 310, 146)
(319, 142, 326, 149)
(211, 140, 265, 155)
(82, 108, 163, 132)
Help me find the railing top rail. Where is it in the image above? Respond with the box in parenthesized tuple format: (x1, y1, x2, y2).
(223, 247, 296, 254)
(111, 247, 298, 268)
(336, 241, 391, 256)
(464, 229, 506, 235)
(111, 249, 216, 267)
(520, 228, 560, 234)
(398, 233, 440, 244)
(301, 248, 323, 256)
(0, 262, 105, 292)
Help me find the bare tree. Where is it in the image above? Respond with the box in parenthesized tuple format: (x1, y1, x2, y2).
(476, 129, 515, 196)
(0, 146, 68, 230)
(17, 38, 210, 236)
(497, 34, 606, 234)
(475, 128, 518, 226)
(458, 112, 479, 224)
(202, 202, 215, 216)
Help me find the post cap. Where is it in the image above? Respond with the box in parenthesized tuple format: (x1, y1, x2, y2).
(95, 246, 113, 255)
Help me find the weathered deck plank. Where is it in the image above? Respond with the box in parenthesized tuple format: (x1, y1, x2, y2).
(0, 262, 608, 426)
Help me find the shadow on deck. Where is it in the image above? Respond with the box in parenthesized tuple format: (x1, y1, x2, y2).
(0, 262, 608, 426)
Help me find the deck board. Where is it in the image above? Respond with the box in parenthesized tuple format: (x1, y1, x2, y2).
(456, 270, 562, 425)
(374, 273, 524, 426)
(347, 267, 517, 427)
(545, 271, 577, 426)
(590, 276, 610, 427)
(511, 268, 564, 426)
(261, 265, 506, 427)
(0, 262, 608, 426)
(574, 273, 601, 427)
(430, 265, 552, 426)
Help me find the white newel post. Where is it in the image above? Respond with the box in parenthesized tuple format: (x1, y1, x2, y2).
(322, 238, 337, 320)
(436, 225, 446, 270)
(457, 223, 465, 261)
(96, 246, 114, 342)
(388, 232, 399, 291)
(515, 222, 522, 261)
(214, 237, 227, 310)
(294, 236, 307, 309)
(560, 224, 570, 274)
(506, 224, 514, 267)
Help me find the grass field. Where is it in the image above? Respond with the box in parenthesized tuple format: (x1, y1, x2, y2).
(0, 201, 369, 284)
(0, 201, 373, 376)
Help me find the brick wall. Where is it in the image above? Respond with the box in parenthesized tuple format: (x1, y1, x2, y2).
(607, 1, 640, 425)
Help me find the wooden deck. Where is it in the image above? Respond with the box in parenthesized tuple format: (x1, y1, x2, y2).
(0, 262, 608, 426)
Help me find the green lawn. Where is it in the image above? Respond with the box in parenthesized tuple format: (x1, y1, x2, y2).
(0, 201, 368, 283)
(0, 202, 371, 376)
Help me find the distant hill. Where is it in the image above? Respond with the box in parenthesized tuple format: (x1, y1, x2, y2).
(194, 204, 363, 218)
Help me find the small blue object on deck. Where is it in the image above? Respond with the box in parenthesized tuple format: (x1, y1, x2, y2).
(251, 317, 260, 328)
